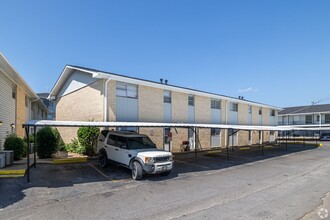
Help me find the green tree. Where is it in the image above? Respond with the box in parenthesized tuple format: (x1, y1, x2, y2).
(77, 126, 100, 156)
(36, 126, 58, 158)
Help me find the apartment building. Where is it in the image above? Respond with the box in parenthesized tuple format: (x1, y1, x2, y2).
(49, 65, 280, 152)
(278, 104, 330, 136)
(0, 53, 48, 149)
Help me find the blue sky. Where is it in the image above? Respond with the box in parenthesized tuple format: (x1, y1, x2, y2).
(1, 0, 329, 107)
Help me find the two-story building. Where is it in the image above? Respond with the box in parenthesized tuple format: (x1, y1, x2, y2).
(278, 104, 330, 137)
(49, 65, 281, 152)
(0, 53, 48, 150)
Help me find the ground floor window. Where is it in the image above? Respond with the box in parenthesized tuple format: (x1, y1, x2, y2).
(211, 128, 221, 147)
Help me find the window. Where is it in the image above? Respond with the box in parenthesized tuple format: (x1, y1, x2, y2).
(259, 108, 262, 115)
(164, 90, 171, 103)
(116, 83, 138, 98)
(211, 99, 221, 109)
(229, 103, 238, 111)
(25, 96, 29, 107)
(188, 95, 194, 106)
(248, 105, 252, 114)
(99, 130, 110, 141)
(12, 86, 16, 99)
(211, 128, 220, 136)
(270, 110, 275, 116)
(305, 115, 312, 124)
(248, 131, 252, 141)
(325, 114, 330, 124)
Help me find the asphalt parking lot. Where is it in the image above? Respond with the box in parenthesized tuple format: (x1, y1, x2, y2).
(1, 143, 329, 220)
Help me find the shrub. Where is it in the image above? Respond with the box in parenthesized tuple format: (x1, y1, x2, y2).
(36, 126, 58, 158)
(77, 126, 100, 156)
(65, 138, 85, 154)
(52, 128, 65, 150)
(4, 134, 25, 160)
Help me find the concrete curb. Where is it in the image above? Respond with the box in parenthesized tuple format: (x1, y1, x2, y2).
(53, 157, 88, 164)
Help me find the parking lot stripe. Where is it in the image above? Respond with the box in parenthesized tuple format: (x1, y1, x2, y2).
(88, 163, 114, 181)
(0, 170, 26, 175)
(239, 147, 251, 151)
(175, 160, 210, 169)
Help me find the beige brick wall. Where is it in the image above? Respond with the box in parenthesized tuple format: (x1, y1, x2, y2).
(238, 103, 249, 125)
(139, 127, 163, 150)
(56, 80, 104, 143)
(262, 108, 270, 125)
(16, 87, 27, 138)
(221, 100, 227, 124)
(197, 128, 211, 150)
(172, 128, 188, 152)
(172, 92, 188, 123)
(195, 96, 210, 123)
(238, 131, 249, 146)
(138, 85, 163, 122)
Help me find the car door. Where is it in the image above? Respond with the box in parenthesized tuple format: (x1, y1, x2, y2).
(105, 134, 118, 161)
(112, 136, 131, 165)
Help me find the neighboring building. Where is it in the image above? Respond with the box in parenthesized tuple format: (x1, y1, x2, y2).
(38, 93, 56, 120)
(278, 104, 330, 137)
(49, 65, 281, 152)
(0, 53, 48, 150)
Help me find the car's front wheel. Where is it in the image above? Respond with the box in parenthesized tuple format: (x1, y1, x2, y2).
(98, 151, 109, 168)
(132, 161, 143, 180)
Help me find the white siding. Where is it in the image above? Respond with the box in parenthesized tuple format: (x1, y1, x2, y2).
(188, 106, 195, 123)
(116, 97, 138, 122)
(58, 71, 98, 97)
(164, 103, 172, 123)
(230, 111, 238, 125)
(211, 109, 221, 124)
(0, 73, 16, 149)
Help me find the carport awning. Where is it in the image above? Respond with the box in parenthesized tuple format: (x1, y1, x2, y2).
(22, 120, 330, 131)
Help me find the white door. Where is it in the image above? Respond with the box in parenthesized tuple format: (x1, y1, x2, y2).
(211, 128, 221, 147)
(270, 131, 275, 143)
(229, 130, 238, 146)
(164, 128, 171, 151)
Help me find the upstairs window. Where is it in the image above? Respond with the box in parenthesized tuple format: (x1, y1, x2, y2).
(259, 108, 262, 115)
(25, 96, 29, 107)
(248, 105, 252, 114)
(164, 91, 172, 103)
(116, 83, 138, 98)
(211, 99, 221, 109)
(188, 95, 194, 106)
(12, 86, 16, 99)
(229, 103, 238, 111)
(270, 110, 275, 117)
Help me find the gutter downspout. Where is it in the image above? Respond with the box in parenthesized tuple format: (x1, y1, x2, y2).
(225, 100, 228, 147)
(104, 78, 112, 122)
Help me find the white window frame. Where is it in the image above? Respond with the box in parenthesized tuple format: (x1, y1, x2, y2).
(211, 99, 221, 109)
(164, 90, 172, 103)
(229, 102, 238, 112)
(116, 82, 138, 98)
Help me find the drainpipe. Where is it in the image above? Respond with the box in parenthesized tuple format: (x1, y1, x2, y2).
(225, 100, 228, 147)
(104, 78, 112, 122)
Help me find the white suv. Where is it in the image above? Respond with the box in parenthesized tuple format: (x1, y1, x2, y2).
(97, 130, 174, 180)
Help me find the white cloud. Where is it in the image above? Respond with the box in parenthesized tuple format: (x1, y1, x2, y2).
(238, 87, 258, 93)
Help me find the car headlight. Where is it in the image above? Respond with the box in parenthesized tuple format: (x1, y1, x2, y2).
(145, 157, 155, 164)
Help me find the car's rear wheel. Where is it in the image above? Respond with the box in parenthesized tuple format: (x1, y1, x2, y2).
(98, 151, 109, 168)
(132, 161, 143, 180)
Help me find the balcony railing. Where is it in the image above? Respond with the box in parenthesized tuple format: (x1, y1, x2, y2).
(278, 120, 330, 125)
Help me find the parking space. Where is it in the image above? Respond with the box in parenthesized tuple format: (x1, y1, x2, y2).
(1, 142, 329, 219)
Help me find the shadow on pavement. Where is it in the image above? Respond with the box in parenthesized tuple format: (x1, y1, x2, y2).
(0, 143, 322, 208)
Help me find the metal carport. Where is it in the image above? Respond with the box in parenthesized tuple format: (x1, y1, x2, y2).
(22, 120, 330, 182)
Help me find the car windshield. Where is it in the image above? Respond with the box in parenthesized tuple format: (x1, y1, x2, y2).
(127, 136, 156, 150)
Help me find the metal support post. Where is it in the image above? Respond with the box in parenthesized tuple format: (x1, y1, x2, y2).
(33, 126, 37, 168)
(25, 126, 30, 182)
(226, 129, 229, 161)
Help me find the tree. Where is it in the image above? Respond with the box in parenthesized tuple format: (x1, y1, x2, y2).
(77, 126, 100, 156)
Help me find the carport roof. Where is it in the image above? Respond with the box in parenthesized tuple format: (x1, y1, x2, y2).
(23, 120, 330, 131)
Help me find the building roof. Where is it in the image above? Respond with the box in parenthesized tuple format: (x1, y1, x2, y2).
(49, 65, 282, 110)
(279, 104, 330, 115)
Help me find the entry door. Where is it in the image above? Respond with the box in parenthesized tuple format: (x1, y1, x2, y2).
(211, 128, 221, 147)
(270, 131, 275, 143)
(164, 128, 171, 151)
